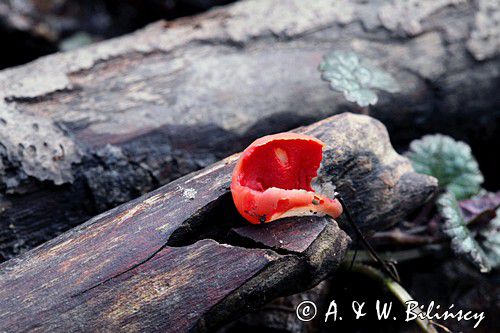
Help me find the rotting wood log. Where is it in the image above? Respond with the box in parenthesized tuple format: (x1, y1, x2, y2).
(0, 114, 436, 332)
(1, 0, 494, 260)
(0, 0, 233, 47)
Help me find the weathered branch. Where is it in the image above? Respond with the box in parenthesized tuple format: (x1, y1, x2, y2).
(1, 0, 496, 260)
(0, 114, 436, 332)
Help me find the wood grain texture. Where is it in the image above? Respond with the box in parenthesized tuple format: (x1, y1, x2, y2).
(231, 217, 330, 253)
(0, 114, 436, 332)
(0, 0, 498, 260)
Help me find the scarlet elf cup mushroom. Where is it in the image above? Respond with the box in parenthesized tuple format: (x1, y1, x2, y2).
(230, 133, 343, 224)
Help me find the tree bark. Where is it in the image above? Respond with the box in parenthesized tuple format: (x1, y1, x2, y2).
(0, 114, 436, 332)
(1, 0, 497, 260)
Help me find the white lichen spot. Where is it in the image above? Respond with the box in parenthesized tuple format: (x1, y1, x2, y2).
(182, 188, 197, 200)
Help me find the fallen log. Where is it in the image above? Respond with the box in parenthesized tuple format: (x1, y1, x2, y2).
(0, 0, 232, 68)
(0, 114, 436, 332)
(2, 0, 492, 260)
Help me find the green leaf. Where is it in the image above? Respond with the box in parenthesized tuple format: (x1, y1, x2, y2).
(407, 134, 483, 200)
(319, 51, 400, 107)
(437, 192, 491, 273)
(480, 208, 500, 269)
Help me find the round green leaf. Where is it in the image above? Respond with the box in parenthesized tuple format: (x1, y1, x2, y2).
(407, 134, 483, 200)
(319, 51, 400, 107)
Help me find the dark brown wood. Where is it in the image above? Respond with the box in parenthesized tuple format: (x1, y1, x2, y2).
(2, 0, 493, 261)
(231, 217, 330, 253)
(0, 114, 436, 332)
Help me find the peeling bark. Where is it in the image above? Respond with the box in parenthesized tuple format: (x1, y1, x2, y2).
(0, 114, 436, 332)
(1, 0, 498, 260)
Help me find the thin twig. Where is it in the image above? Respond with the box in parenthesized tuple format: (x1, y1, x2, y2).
(344, 246, 439, 264)
(371, 228, 439, 246)
(410, 190, 438, 226)
(337, 194, 400, 282)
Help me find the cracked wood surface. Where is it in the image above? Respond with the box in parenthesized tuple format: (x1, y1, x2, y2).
(1, 0, 496, 261)
(0, 114, 436, 332)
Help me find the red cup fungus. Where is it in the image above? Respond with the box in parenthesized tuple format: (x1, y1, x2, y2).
(230, 133, 343, 224)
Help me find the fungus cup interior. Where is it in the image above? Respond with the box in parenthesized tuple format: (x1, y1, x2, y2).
(231, 133, 343, 224)
(239, 137, 322, 193)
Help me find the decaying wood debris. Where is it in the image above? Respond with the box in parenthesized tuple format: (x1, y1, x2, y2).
(0, 0, 498, 261)
(0, 114, 436, 332)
